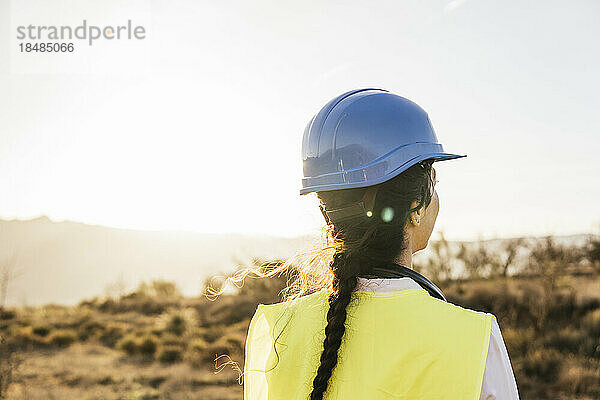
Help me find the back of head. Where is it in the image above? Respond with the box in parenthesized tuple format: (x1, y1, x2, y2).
(316, 159, 436, 272)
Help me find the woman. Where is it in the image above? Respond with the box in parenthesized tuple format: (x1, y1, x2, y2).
(242, 88, 520, 399)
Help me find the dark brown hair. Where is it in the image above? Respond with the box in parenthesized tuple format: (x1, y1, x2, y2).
(308, 159, 436, 399)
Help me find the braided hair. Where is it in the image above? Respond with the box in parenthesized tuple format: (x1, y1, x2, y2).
(309, 160, 436, 400)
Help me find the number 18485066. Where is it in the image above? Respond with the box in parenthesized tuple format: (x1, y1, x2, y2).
(19, 42, 74, 52)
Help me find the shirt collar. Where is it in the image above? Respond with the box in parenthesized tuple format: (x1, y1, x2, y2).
(355, 276, 422, 293)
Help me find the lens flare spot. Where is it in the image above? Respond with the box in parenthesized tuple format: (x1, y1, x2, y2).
(366, 211, 373, 217)
(381, 207, 394, 222)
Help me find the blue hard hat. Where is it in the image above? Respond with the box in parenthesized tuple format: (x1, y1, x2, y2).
(300, 88, 466, 195)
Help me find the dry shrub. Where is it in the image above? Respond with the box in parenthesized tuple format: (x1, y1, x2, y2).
(202, 324, 225, 343)
(582, 309, 600, 338)
(31, 324, 51, 337)
(0, 334, 23, 398)
(546, 290, 578, 323)
(544, 327, 588, 355)
(48, 329, 77, 347)
(204, 333, 245, 364)
(77, 320, 104, 341)
(218, 333, 245, 354)
(10, 325, 48, 349)
(133, 374, 168, 389)
(84, 294, 175, 316)
(117, 334, 138, 355)
(185, 338, 209, 368)
(502, 326, 535, 356)
(211, 297, 261, 326)
(0, 307, 16, 320)
(138, 334, 159, 357)
(117, 333, 159, 357)
(446, 281, 532, 328)
(157, 345, 183, 364)
(98, 323, 126, 348)
(522, 348, 563, 383)
(155, 307, 198, 336)
(558, 363, 600, 396)
(160, 332, 186, 347)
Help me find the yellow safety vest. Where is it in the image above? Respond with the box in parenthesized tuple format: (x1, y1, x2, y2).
(244, 287, 494, 400)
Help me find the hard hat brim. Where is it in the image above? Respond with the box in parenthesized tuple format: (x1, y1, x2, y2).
(299, 151, 466, 195)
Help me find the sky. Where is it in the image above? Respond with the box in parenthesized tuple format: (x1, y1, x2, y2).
(0, 0, 599, 240)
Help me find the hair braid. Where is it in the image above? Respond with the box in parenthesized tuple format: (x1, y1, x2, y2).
(310, 252, 361, 400)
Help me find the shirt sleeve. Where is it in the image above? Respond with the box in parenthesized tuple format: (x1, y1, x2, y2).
(479, 316, 521, 400)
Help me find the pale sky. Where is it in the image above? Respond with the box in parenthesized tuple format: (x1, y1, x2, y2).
(1, 0, 599, 240)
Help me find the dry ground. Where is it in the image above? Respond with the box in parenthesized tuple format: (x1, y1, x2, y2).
(7, 342, 242, 400)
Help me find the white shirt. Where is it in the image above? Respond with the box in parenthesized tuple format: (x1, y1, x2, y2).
(355, 277, 521, 400)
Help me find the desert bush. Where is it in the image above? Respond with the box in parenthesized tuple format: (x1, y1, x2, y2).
(164, 313, 185, 336)
(88, 293, 174, 316)
(231, 260, 289, 299)
(10, 326, 48, 349)
(0, 334, 23, 398)
(138, 334, 159, 357)
(457, 239, 495, 279)
(0, 307, 16, 320)
(546, 290, 578, 324)
(419, 232, 456, 282)
(133, 374, 168, 389)
(157, 345, 183, 364)
(578, 296, 600, 316)
(185, 338, 209, 368)
(528, 236, 583, 283)
(502, 326, 536, 356)
(188, 337, 208, 352)
(543, 327, 588, 355)
(205, 296, 258, 326)
(117, 334, 138, 355)
(522, 348, 563, 383)
(151, 280, 182, 299)
(98, 298, 117, 313)
(201, 324, 225, 343)
(456, 237, 528, 279)
(159, 332, 185, 348)
(32, 324, 51, 337)
(496, 238, 527, 277)
(218, 333, 245, 354)
(77, 320, 104, 341)
(447, 281, 532, 328)
(98, 323, 126, 348)
(582, 309, 600, 338)
(155, 307, 198, 336)
(583, 235, 600, 270)
(117, 333, 159, 357)
(558, 362, 600, 396)
(203, 333, 244, 364)
(48, 329, 77, 347)
(204, 341, 230, 364)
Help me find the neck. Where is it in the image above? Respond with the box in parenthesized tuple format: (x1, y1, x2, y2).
(393, 246, 413, 269)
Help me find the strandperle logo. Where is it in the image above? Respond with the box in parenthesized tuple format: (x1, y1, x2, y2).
(16, 20, 146, 46)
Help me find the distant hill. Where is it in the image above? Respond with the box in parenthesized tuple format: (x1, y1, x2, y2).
(0, 216, 594, 307)
(0, 216, 316, 307)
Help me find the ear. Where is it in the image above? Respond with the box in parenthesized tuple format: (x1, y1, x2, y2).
(408, 200, 424, 226)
